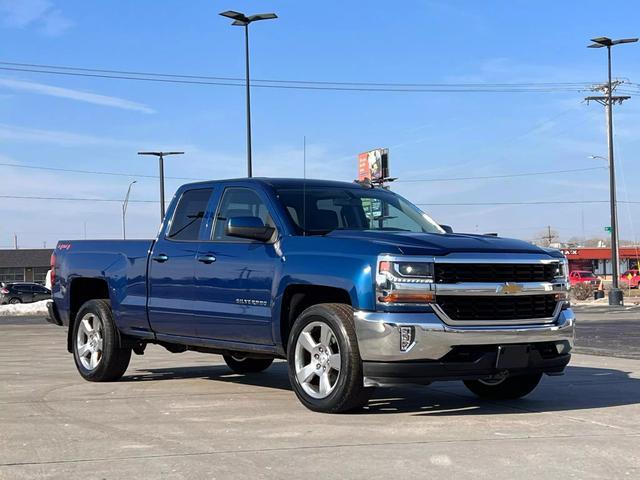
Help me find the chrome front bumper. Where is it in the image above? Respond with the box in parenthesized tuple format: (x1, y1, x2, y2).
(354, 308, 575, 362)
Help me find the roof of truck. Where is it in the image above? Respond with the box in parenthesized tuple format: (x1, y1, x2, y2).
(182, 177, 372, 190)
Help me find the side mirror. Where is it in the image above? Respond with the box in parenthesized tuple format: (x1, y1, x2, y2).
(226, 216, 275, 242)
(440, 224, 454, 234)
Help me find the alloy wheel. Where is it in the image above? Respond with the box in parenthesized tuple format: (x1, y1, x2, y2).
(294, 321, 341, 399)
(76, 313, 104, 370)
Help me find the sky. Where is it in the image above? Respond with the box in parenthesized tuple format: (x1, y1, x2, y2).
(0, 0, 639, 248)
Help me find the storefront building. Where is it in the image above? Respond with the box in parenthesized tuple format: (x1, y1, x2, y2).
(0, 249, 53, 284)
(561, 247, 640, 277)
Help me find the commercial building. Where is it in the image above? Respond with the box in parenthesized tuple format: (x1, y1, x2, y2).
(0, 249, 53, 284)
(561, 247, 640, 277)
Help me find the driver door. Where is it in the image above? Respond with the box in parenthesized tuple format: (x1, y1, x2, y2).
(193, 186, 279, 345)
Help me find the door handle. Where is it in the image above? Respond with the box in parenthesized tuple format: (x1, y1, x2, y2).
(198, 254, 216, 264)
(152, 254, 169, 263)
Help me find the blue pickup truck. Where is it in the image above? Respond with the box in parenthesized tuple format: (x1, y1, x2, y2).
(48, 178, 574, 413)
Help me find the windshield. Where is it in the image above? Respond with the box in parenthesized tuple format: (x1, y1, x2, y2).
(581, 272, 596, 278)
(274, 186, 444, 236)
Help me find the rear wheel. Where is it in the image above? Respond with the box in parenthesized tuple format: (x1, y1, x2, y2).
(287, 303, 372, 413)
(464, 373, 542, 400)
(223, 354, 274, 373)
(9, 298, 21, 304)
(72, 299, 131, 382)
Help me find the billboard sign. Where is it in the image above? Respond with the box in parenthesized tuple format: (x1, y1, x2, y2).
(358, 148, 389, 182)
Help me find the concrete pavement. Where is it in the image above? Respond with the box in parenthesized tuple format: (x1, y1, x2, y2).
(1, 321, 639, 479)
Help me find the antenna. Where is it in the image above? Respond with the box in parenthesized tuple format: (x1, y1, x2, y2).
(303, 136, 307, 236)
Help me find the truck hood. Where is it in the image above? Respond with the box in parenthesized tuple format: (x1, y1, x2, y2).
(324, 230, 558, 257)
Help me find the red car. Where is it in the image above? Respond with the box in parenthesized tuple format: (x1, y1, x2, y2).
(569, 270, 601, 286)
(620, 269, 640, 288)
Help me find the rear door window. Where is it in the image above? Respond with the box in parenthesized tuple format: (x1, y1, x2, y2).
(167, 189, 213, 241)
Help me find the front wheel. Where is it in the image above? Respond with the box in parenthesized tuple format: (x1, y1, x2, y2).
(464, 373, 543, 400)
(223, 354, 274, 373)
(9, 298, 22, 304)
(287, 303, 372, 413)
(72, 299, 131, 382)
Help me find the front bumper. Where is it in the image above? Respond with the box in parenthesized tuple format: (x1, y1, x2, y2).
(354, 308, 575, 385)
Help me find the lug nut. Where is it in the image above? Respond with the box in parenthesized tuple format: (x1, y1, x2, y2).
(316, 364, 321, 369)
(323, 366, 326, 371)
(314, 354, 319, 359)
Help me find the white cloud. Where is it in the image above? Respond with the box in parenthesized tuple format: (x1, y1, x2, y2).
(0, 77, 155, 113)
(0, 123, 135, 147)
(0, 0, 73, 36)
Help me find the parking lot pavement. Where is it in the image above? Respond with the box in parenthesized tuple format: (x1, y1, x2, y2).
(1, 321, 639, 480)
(573, 306, 640, 359)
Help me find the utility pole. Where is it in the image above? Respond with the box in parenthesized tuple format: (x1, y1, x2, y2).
(587, 36, 638, 306)
(138, 152, 184, 221)
(13, 233, 17, 250)
(542, 226, 556, 246)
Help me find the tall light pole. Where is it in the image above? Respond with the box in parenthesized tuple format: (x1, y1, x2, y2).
(122, 180, 137, 240)
(219, 10, 277, 178)
(586, 36, 638, 306)
(137, 151, 184, 221)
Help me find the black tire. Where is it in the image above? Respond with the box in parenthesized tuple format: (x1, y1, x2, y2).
(464, 373, 543, 400)
(287, 303, 372, 413)
(9, 298, 22, 304)
(223, 354, 274, 373)
(72, 299, 131, 382)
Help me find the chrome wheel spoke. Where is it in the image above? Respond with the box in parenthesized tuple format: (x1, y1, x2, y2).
(298, 331, 317, 353)
(320, 324, 332, 346)
(296, 364, 316, 384)
(319, 371, 332, 396)
(81, 317, 94, 334)
(329, 353, 341, 371)
(77, 342, 90, 357)
(90, 350, 100, 369)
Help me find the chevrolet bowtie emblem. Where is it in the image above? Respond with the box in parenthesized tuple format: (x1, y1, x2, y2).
(497, 283, 524, 295)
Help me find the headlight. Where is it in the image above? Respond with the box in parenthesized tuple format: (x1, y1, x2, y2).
(376, 256, 435, 305)
(554, 258, 569, 281)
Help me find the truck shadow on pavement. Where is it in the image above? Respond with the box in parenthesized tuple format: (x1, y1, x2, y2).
(126, 362, 640, 416)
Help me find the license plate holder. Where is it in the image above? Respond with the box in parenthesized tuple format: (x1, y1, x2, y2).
(495, 345, 530, 369)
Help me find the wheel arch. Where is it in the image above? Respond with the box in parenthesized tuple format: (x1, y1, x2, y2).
(278, 283, 353, 355)
(66, 278, 111, 352)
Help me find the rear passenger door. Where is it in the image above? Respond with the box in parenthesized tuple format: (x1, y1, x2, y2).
(148, 187, 215, 338)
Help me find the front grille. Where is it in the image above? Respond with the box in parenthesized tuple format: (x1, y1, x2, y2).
(437, 294, 558, 321)
(434, 263, 558, 284)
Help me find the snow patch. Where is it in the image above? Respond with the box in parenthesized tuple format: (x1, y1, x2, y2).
(0, 300, 50, 317)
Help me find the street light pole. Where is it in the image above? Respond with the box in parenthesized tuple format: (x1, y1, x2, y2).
(122, 180, 137, 240)
(587, 36, 638, 306)
(137, 151, 185, 221)
(219, 10, 278, 178)
(244, 23, 252, 178)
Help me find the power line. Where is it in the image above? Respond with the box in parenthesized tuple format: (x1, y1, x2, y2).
(0, 66, 595, 94)
(417, 200, 640, 206)
(1, 194, 639, 206)
(0, 195, 156, 203)
(0, 60, 597, 89)
(0, 162, 201, 181)
(0, 162, 607, 184)
(396, 166, 606, 183)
